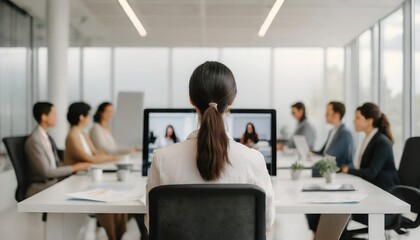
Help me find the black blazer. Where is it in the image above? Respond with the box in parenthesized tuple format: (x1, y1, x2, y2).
(348, 131, 399, 191)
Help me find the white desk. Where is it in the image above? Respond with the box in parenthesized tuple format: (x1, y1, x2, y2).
(18, 170, 409, 240)
(276, 151, 318, 169)
(274, 170, 409, 239)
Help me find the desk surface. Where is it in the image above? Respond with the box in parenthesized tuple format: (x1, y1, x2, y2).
(273, 170, 409, 214)
(18, 173, 147, 214)
(18, 170, 410, 216)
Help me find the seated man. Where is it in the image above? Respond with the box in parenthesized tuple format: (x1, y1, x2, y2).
(313, 101, 354, 167)
(25, 102, 90, 197)
(307, 101, 354, 234)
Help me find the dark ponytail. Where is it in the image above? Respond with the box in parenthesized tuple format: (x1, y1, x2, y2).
(376, 113, 394, 144)
(189, 61, 237, 181)
(357, 102, 394, 144)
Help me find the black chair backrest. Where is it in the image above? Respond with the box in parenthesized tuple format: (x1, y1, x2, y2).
(149, 184, 266, 240)
(2, 136, 29, 202)
(398, 137, 420, 188)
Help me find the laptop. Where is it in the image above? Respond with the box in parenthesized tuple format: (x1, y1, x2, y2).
(293, 135, 311, 160)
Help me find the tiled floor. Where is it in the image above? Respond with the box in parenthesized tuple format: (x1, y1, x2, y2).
(0, 205, 418, 240)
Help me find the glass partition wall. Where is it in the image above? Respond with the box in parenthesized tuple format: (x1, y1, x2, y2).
(0, 1, 33, 165)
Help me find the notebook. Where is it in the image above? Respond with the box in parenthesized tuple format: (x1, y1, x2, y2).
(302, 183, 355, 192)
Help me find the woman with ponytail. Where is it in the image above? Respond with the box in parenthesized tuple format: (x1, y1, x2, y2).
(340, 103, 399, 228)
(146, 61, 275, 231)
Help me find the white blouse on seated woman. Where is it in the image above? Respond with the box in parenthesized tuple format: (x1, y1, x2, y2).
(89, 122, 132, 155)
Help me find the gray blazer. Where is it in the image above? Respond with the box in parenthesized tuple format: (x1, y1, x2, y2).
(24, 126, 73, 197)
(287, 119, 316, 150)
(314, 124, 354, 167)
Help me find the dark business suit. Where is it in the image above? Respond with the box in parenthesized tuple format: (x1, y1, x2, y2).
(348, 131, 399, 190)
(348, 131, 399, 227)
(314, 124, 354, 167)
(307, 124, 355, 232)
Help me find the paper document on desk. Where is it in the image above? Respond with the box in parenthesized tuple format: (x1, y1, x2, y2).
(66, 188, 142, 203)
(301, 192, 368, 204)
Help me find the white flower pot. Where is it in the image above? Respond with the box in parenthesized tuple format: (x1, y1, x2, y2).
(325, 172, 336, 183)
(290, 170, 302, 180)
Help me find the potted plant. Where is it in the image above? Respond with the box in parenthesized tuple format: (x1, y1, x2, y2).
(314, 158, 339, 183)
(290, 162, 304, 180)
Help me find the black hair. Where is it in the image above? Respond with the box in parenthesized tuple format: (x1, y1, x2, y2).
(357, 102, 394, 144)
(93, 102, 112, 123)
(67, 102, 91, 126)
(242, 122, 259, 144)
(291, 102, 307, 122)
(329, 101, 346, 120)
(33, 102, 54, 124)
(189, 61, 237, 181)
(165, 125, 178, 143)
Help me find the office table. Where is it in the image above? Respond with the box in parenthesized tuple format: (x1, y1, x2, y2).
(18, 170, 409, 240)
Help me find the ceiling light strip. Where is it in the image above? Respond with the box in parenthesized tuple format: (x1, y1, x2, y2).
(258, 0, 285, 37)
(117, 0, 147, 37)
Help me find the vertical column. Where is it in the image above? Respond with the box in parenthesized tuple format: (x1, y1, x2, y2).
(47, 0, 69, 148)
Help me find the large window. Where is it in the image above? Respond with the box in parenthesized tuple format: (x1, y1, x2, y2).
(220, 48, 271, 108)
(381, 9, 404, 161)
(326, 48, 344, 102)
(273, 48, 326, 149)
(0, 1, 32, 156)
(359, 29, 372, 103)
(83, 48, 112, 109)
(172, 48, 218, 108)
(114, 48, 169, 108)
(415, 0, 420, 135)
(35, 47, 346, 152)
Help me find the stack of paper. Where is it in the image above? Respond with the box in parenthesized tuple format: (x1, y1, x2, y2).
(66, 188, 142, 203)
(300, 192, 368, 204)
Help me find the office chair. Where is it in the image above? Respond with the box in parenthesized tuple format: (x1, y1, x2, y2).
(3, 136, 49, 222)
(149, 184, 266, 240)
(2, 136, 29, 202)
(342, 137, 420, 239)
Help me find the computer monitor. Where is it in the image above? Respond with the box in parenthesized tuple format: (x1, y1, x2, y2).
(142, 108, 277, 176)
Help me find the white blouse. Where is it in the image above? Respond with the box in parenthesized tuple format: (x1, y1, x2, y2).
(89, 123, 130, 154)
(146, 130, 275, 230)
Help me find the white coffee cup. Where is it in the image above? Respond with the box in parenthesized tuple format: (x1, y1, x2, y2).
(91, 168, 103, 182)
(117, 169, 129, 181)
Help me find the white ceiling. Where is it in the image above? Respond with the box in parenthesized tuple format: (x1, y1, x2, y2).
(11, 0, 405, 47)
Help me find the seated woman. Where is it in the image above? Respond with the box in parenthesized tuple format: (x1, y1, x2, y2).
(340, 102, 399, 228)
(89, 102, 148, 240)
(64, 102, 126, 240)
(89, 102, 139, 154)
(278, 102, 316, 151)
(146, 61, 275, 233)
(240, 122, 259, 148)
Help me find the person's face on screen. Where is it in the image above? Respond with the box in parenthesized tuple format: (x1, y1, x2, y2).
(354, 110, 372, 133)
(102, 105, 114, 122)
(247, 124, 254, 134)
(166, 127, 173, 137)
(291, 107, 303, 122)
(44, 106, 57, 128)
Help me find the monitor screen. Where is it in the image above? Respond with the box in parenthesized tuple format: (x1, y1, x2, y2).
(142, 109, 276, 176)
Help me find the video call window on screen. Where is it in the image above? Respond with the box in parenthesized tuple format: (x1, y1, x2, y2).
(143, 109, 276, 176)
